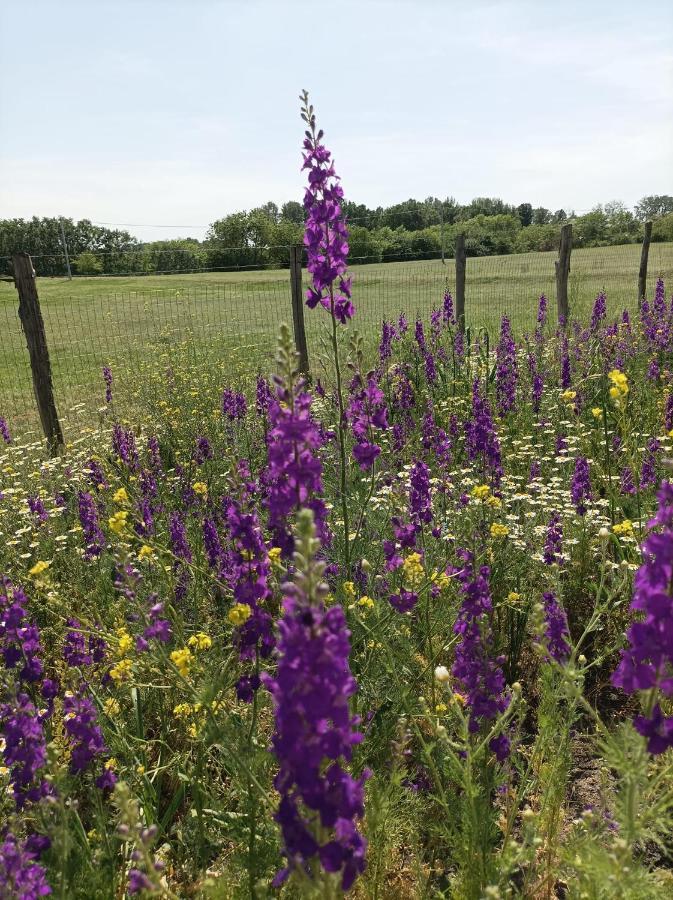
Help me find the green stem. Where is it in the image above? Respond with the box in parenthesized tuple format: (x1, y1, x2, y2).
(329, 290, 351, 576)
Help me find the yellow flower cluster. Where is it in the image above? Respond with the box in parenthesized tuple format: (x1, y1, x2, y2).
(561, 390, 576, 404)
(268, 547, 283, 568)
(608, 369, 629, 407)
(113, 487, 128, 504)
(29, 560, 50, 577)
(170, 647, 193, 677)
(357, 595, 375, 609)
(187, 632, 212, 651)
(228, 603, 252, 626)
(612, 519, 633, 536)
(109, 658, 132, 683)
(108, 510, 128, 535)
(591, 407, 603, 420)
(192, 481, 208, 497)
(490, 523, 510, 538)
(507, 591, 521, 602)
(471, 484, 491, 500)
(402, 552, 424, 587)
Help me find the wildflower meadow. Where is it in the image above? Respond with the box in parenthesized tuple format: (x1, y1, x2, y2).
(2, 95, 673, 899)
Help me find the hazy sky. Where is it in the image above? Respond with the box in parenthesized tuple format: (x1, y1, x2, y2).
(1, 0, 671, 241)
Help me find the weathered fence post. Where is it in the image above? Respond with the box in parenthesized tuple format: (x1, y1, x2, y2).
(555, 223, 572, 324)
(289, 245, 310, 375)
(638, 220, 653, 307)
(12, 253, 64, 454)
(455, 233, 466, 333)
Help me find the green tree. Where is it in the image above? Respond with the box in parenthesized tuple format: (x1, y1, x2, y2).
(635, 195, 673, 221)
(73, 251, 103, 275)
(517, 203, 534, 226)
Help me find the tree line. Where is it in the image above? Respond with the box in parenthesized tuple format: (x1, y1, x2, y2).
(1, 194, 672, 278)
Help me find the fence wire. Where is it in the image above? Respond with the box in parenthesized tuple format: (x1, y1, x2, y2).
(0, 242, 671, 437)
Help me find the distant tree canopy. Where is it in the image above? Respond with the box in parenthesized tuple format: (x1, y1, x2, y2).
(0, 194, 668, 277)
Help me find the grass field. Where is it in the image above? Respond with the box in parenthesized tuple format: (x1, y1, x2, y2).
(1, 242, 672, 437)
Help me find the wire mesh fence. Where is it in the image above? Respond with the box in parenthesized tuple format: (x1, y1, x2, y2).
(1, 241, 671, 438)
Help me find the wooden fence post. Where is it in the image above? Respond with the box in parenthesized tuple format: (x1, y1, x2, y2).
(638, 220, 653, 307)
(289, 245, 310, 375)
(12, 253, 64, 454)
(455, 233, 466, 333)
(555, 223, 572, 324)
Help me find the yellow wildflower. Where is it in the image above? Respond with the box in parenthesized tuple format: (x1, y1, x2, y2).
(490, 523, 510, 538)
(343, 581, 356, 599)
(561, 390, 576, 403)
(116, 629, 133, 657)
(173, 703, 192, 719)
(608, 369, 629, 407)
(431, 570, 450, 590)
(109, 658, 132, 683)
(486, 495, 502, 509)
(138, 545, 154, 560)
(108, 511, 128, 535)
(113, 487, 128, 504)
(591, 407, 603, 419)
(507, 591, 521, 602)
(103, 698, 121, 717)
(188, 632, 212, 651)
(402, 552, 424, 588)
(192, 481, 208, 496)
(612, 520, 634, 536)
(435, 703, 448, 715)
(228, 603, 251, 626)
(268, 547, 283, 568)
(357, 596, 375, 609)
(170, 647, 192, 677)
(471, 485, 491, 500)
(28, 560, 50, 577)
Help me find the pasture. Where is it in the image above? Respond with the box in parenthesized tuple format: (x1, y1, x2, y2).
(1, 242, 672, 436)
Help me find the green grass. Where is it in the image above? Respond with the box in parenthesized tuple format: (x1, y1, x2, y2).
(1, 242, 671, 436)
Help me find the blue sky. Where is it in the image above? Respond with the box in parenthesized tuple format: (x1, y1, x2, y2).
(1, 0, 671, 241)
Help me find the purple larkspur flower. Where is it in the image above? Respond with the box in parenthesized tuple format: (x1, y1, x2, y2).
(451, 551, 510, 759)
(409, 460, 432, 525)
(465, 379, 503, 485)
(571, 457, 591, 515)
(63, 691, 108, 774)
(301, 92, 353, 324)
(102, 366, 113, 404)
(262, 511, 368, 890)
(0, 832, 51, 898)
(264, 367, 328, 556)
(255, 374, 273, 417)
(621, 466, 636, 496)
(0, 580, 44, 684)
(612, 480, 673, 753)
(64, 618, 106, 668)
(540, 591, 570, 662)
(379, 320, 395, 362)
(543, 512, 563, 565)
(443, 290, 455, 327)
(221, 387, 247, 421)
(77, 491, 105, 559)
(590, 291, 606, 332)
(0, 416, 11, 444)
(0, 692, 50, 809)
(193, 436, 213, 465)
(112, 424, 138, 471)
(27, 496, 47, 526)
(641, 438, 660, 489)
(495, 315, 518, 416)
(347, 375, 388, 471)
